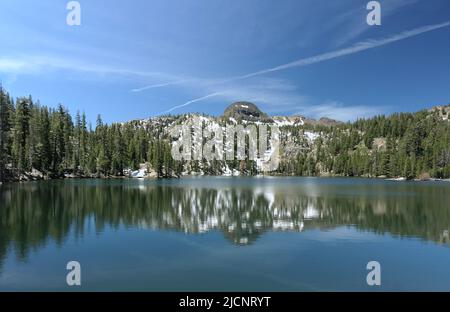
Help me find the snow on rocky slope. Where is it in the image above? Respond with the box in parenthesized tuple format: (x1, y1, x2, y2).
(129, 102, 338, 177)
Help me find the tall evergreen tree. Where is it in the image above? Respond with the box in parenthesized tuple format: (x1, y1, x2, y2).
(12, 97, 31, 174)
(0, 85, 13, 182)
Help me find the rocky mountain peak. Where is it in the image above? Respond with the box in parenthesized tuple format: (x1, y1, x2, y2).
(222, 102, 271, 122)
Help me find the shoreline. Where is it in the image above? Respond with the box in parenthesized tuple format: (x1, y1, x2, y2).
(2, 173, 450, 184)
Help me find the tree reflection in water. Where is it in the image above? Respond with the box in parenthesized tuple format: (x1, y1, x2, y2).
(1, 178, 449, 271)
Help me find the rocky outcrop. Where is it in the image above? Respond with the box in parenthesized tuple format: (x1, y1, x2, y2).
(428, 105, 450, 121)
(222, 102, 272, 122)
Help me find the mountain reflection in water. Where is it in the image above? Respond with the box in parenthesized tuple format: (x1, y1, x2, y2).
(1, 177, 449, 268)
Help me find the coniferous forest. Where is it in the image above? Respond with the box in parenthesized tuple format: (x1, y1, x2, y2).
(0, 87, 449, 183)
(0, 88, 177, 182)
(282, 110, 450, 179)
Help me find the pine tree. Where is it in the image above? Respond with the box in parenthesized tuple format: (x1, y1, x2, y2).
(39, 108, 52, 172)
(12, 97, 31, 174)
(0, 85, 12, 182)
(80, 112, 88, 172)
(111, 124, 125, 175)
(73, 111, 82, 173)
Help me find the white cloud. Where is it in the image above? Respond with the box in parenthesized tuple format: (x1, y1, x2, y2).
(160, 77, 305, 115)
(294, 101, 385, 122)
(0, 58, 40, 73)
(0, 54, 179, 82)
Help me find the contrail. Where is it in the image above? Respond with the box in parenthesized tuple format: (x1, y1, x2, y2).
(233, 20, 450, 80)
(161, 92, 223, 115)
(163, 20, 450, 113)
(132, 80, 189, 92)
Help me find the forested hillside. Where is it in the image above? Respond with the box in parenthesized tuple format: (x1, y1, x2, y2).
(0, 88, 176, 182)
(281, 106, 450, 179)
(0, 87, 449, 182)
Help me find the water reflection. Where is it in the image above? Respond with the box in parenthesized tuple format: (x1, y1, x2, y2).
(1, 178, 449, 269)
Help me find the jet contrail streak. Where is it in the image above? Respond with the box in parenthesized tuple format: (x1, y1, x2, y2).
(233, 20, 450, 80)
(163, 20, 450, 113)
(132, 80, 189, 92)
(161, 92, 223, 115)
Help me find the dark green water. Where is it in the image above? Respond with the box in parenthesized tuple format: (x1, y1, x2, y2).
(0, 177, 450, 291)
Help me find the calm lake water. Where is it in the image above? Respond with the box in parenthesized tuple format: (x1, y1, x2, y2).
(0, 177, 450, 291)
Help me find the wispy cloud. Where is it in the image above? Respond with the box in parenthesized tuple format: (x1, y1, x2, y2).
(131, 80, 191, 92)
(0, 55, 177, 82)
(162, 87, 382, 121)
(233, 20, 450, 80)
(0, 54, 196, 94)
(5, 20, 448, 91)
(3, 18, 449, 121)
(218, 80, 306, 109)
(161, 92, 224, 115)
(330, 0, 420, 47)
(294, 100, 385, 122)
(0, 58, 41, 74)
(134, 15, 448, 95)
(160, 78, 306, 115)
(164, 20, 450, 115)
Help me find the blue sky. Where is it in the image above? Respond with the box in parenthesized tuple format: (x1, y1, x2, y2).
(0, 0, 450, 123)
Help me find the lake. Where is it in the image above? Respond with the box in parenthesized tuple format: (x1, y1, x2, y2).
(0, 177, 450, 291)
